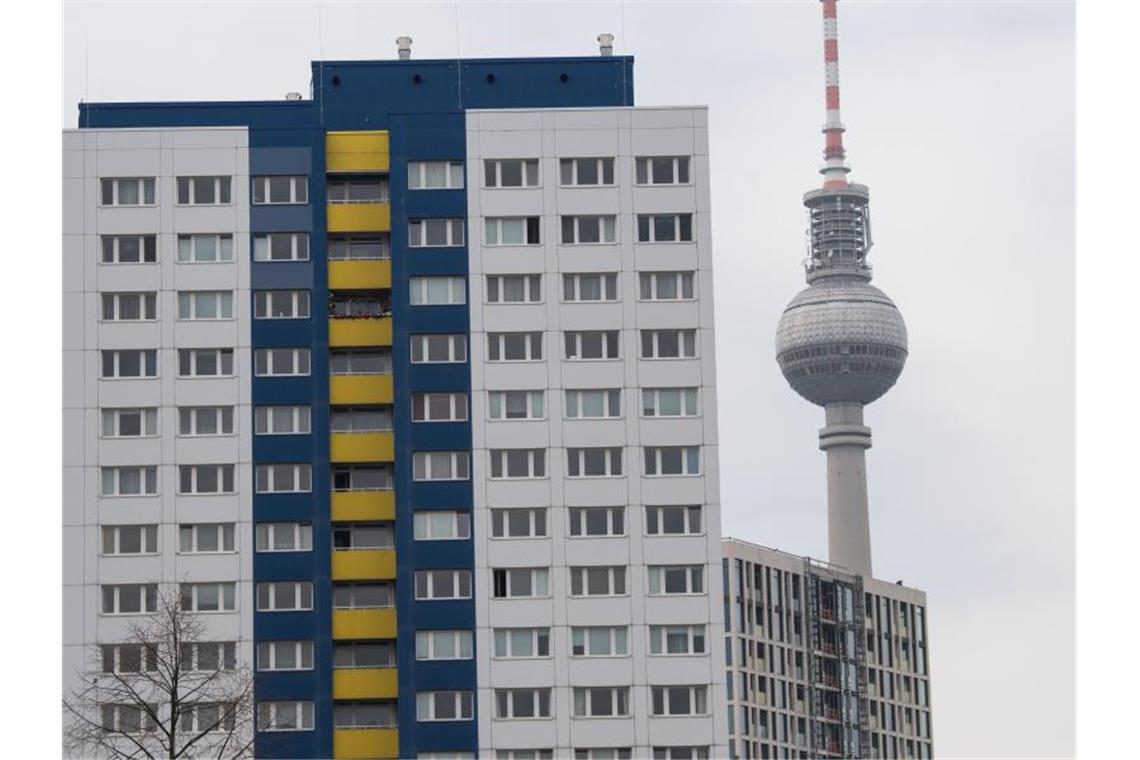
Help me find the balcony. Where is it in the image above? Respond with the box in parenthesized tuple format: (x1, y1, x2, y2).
(331, 374, 393, 405)
(327, 203, 391, 233)
(332, 549, 397, 581)
(331, 432, 394, 463)
(331, 490, 395, 522)
(326, 130, 389, 173)
(329, 260, 392, 290)
(329, 317, 392, 348)
(332, 667, 398, 700)
(332, 608, 396, 640)
(333, 727, 398, 760)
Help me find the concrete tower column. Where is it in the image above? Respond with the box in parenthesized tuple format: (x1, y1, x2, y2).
(819, 402, 873, 577)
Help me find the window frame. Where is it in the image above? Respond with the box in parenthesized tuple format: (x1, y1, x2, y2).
(177, 290, 234, 321)
(570, 626, 630, 658)
(566, 447, 624, 478)
(568, 566, 628, 598)
(559, 157, 615, 187)
(101, 524, 159, 556)
(176, 233, 234, 264)
(252, 175, 308, 205)
(641, 388, 699, 417)
(564, 330, 621, 361)
(101, 583, 158, 615)
(257, 701, 315, 732)
(487, 332, 543, 362)
(415, 630, 474, 661)
(412, 511, 472, 541)
(176, 176, 233, 206)
(102, 234, 158, 264)
(564, 389, 623, 419)
(100, 349, 158, 379)
(486, 274, 543, 304)
(568, 506, 626, 538)
(414, 570, 473, 601)
(650, 685, 709, 717)
(647, 565, 706, 596)
(409, 160, 465, 190)
(408, 218, 465, 248)
(489, 448, 547, 479)
(100, 177, 157, 207)
(492, 567, 551, 599)
(410, 334, 466, 364)
(412, 451, 470, 482)
(483, 158, 540, 188)
(648, 625, 708, 656)
(255, 405, 312, 436)
(487, 390, 546, 421)
(492, 627, 551, 659)
(493, 688, 553, 721)
(255, 522, 314, 553)
(639, 271, 696, 301)
(178, 523, 237, 554)
(254, 290, 311, 320)
(257, 640, 314, 672)
(100, 466, 158, 497)
(177, 464, 236, 495)
(416, 691, 475, 722)
(640, 329, 698, 359)
(180, 582, 237, 613)
(100, 407, 158, 438)
(256, 581, 314, 612)
(177, 406, 235, 437)
(101, 292, 157, 322)
(254, 347, 311, 377)
(572, 687, 631, 719)
(645, 505, 703, 536)
(411, 392, 469, 423)
(484, 216, 541, 246)
(560, 215, 618, 245)
(636, 213, 694, 243)
(634, 156, 692, 186)
(410, 275, 467, 306)
(177, 348, 235, 378)
(253, 232, 310, 262)
(644, 446, 702, 477)
(490, 507, 548, 539)
(562, 272, 619, 303)
(255, 463, 313, 494)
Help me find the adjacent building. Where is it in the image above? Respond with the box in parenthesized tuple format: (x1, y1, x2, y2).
(63, 46, 728, 759)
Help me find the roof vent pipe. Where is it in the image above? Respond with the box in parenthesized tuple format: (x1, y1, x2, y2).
(396, 36, 413, 60)
(597, 33, 614, 56)
(285, 92, 303, 101)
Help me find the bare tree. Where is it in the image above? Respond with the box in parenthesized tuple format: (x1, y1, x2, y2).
(63, 588, 254, 759)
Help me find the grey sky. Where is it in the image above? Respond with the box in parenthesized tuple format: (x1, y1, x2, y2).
(63, 1, 1076, 756)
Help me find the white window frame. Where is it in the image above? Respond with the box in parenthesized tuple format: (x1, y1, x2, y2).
(255, 348, 311, 377)
(415, 630, 474, 661)
(637, 213, 694, 243)
(486, 274, 542, 304)
(409, 160, 465, 190)
(416, 691, 474, 722)
(177, 233, 234, 263)
(333, 349, 394, 374)
(489, 449, 546, 479)
(562, 272, 619, 302)
(100, 350, 157, 379)
(640, 329, 698, 359)
(178, 703, 237, 734)
(257, 581, 314, 611)
(100, 177, 156, 206)
(180, 642, 238, 672)
(569, 566, 627, 597)
(570, 626, 629, 657)
(492, 628, 551, 659)
(408, 218, 465, 248)
(490, 507, 547, 539)
(647, 565, 706, 595)
(101, 524, 159, 555)
(559, 157, 615, 187)
(487, 332, 543, 362)
(101, 408, 158, 438)
(101, 292, 157, 321)
(179, 523, 236, 554)
(649, 625, 707, 656)
(333, 582, 395, 610)
(255, 464, 313, 493)
(568, 506, 625, 537)
(333, 465, 394, 492)
(254, 290, 310, 319)
(564, 330, 621, 361)
(411, 334, 467, 364)
(410, 276, 467, 306)
(642, 388, 699, 417)
(645, 505, 703, 536)
(639, 271, 696, 301)
(101, 584, 158, 615)
(635, 156, 692, 186)
(650, 685, 709, 717)
(572, 687, 631, 718)
(178, 348, 235, 378)
(178, 464, 235, 495)
(652, 749, 710, 760)
(255, 405, 312, 435)
(494, 689, 552, 720)
(100, 703, 159, 734)
(412, 451, 470, 481)
(565, 389, 622, 419)
(180, 582, 237, 613)
(257, 641, 314, 671)
(414, 570, 473, 600)
(178, 291, 234, 321)
(566, 447, 623, 478)
(412, 392, 469, 423)
(256, 522, 314, 552)
(334, 641, 397, 669)
(102, 234, 157, 264)
(573, 751, 632, 760)
(644, 446, 701, 476)
(100, 466, 158, 497)
(560, 215, 617, 245)
(413, 511, 472, 541)
(333, 522, 394, 551)
(253, 232, 310, 262)
(252, 175, 308, 205)
(487, 390, 545, 421)
(483, 158, 540, 188)
(484, 216, 541, 246)
(100, 643, 158, 674)
(257, 701, 315, 732)
(492, 567, 550, 599)
(178, 406, 235, 437)
(328, 177, 389, 203)
(177, 176, 232, 205)
(329, 236, 391, 260)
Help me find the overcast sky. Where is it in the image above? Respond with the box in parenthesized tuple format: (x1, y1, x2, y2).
(63, 2, 1075, 756)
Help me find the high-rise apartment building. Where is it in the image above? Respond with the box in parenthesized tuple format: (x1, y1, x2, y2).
(63, 48, 727, 759)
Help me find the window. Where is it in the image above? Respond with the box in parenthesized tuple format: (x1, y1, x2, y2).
(329, 236, 390, 260)
(646, 505, 703, 535)
(179, 641, 237, 671)
(253, 232, 310, 261)
(564, 330, 624, 364)
(178, 291, 233, 320)
(252, 175, 307, 204)
(177, 233, 234, 263)
(333, 582, 395, 609)
(336, 641, 397, 668)
(258, 641, 314, 671)
(101, 292, 156, 321)
(417, 691, 474, 722)
(487, 390, 545, 420)
(571, 627, 628, 657)
(649, 625, 707, 656)
(642, 388, 699, 417)
(102, 235, 157, 264)
(101, 704, 159, 733)
(256, 522, 313, 552)
(101, 350, 157, 379)
(650, 686, 708, 716)
(411, 335, 466, 364)
(487, 332, 543, 361)
(178, 406, 234, 436)
(334, 523, 394, 550)
(178, 464, 235, 495)
(567, 448, 623, 478)
(489, 449, 546, 479)
(101, 525, 158, 555)
(484, 216, 541, 245)
(328, 176, 389, 202)
(333, 465, 393, 491)
(101, 644, 158, 674)
(487, 274, 542, 303)
(411, 392, 468, 423)
(560, 157, 614, 186)
(415, 630, 473, 661)
(181, 582, 236, 612)
(637, 213, 693, 242)
(565, 389, 622, 419)
(498, 752, 553, 760)
(484, 159, 539, 188)
(177, 176, 232, 205)
(569, 507, 625, 537)
(255, 405, 311, 435)
(255, 464, 312, 493)
(101, 177, 156, 206)
(569, 566, 627, 597)
(573, 687, 630, 718)
(331, 406, 393, 432)
(332, 349, 392, 375)
(179, 524, 236, 554)
(561, 215, 617, 244)
(101, 408, 157, 438)
(652, 748, 710, 760)
(413, 511, 471, 540)
(563, 273, 619, 302)
(409, 219, 464, 247)
(490, 508, 547, 538)
(640, 271, 695, 301)
(573, 750, 631, 760)
(257, 581, 314, 611)
(254, 290, 310, 319)
(635, 156, 691, 185)
(178, 703, 237, 734)
(102, 584, 157, 614)
(414, 570, 473, 600)
(254, 348, 310, 376)
(410, 276, 466, 305)
(645, 446, 701, 476)
(335, 701, 397, 729)
(412, 451, 469, 481)
(493, 628, 550, 658)
(257, 702, 314, 732)
(648, 565, 705, 595)
(492, 568, 549, 598)
(641, 329, 697, 359)
(494, 689, 552, 720)
(178, 348, 234, 377)
(409, 161, 465, 189)
(101, 466, 157, 496)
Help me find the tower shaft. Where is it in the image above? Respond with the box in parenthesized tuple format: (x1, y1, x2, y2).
(819, 402, 873, 577)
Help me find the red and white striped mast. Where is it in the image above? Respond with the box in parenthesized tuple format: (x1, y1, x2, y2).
(820, 0, 851, 190)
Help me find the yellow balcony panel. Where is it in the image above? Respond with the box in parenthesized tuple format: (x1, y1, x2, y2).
(328, 203, 391, 233)
(333, 727, 398, 760)
(327, 131, 390, 174)
(331, 432, 394, 464)
(332, 667, 398, 701)
(329, 317, 392, 348)
(332, 549, 396, 581)
(329, 260, 392, 290)
(331, 374, 393, 405)
(333, 608, 397, 640)
(331, 490, 395, 522)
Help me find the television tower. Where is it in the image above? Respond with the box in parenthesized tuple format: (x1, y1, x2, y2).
(775, 0, 908, 578)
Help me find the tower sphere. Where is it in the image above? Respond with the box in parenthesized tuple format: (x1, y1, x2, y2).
(775, 276, 908, 406)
